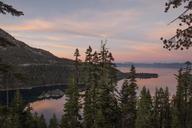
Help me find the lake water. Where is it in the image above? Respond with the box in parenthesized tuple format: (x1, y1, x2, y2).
(30, 67, 178, 122)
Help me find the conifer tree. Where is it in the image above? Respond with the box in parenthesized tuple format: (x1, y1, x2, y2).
(39, 114, 47, 128)
(136, 87, 153, 128)
(97, 42, 120, 128)
(74, 48, 81, 84)
(61, 49, 81, 128)
(170, 95, 180, 128)
(120, 65, 137, 128)
(152, 87, 171, 128)
(173, 62, 192, 128)
(83, 46, 96, 128)
(49, 114, 58, 128)
(9, 90, 24, 128)
(4, 90, 34, 128)
(61, 77, 81, 128)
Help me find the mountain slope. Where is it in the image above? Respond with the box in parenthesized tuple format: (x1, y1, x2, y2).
(0, 28, 74, 89)
(0, 28, 72, 65)
(0, 28, 158, 90)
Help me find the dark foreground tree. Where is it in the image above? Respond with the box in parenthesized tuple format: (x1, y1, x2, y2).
(83, 46, 96, 128)
(83, 42, 120, 128)
(60, 77, 81, 128)
(49, 114, 58, 128)
(120, 65, 137, 128)
(173, 62, 192, 128)
(61, 49, 81, 128)
(152, 87, 171, 128)
(136, 87, 153, 128)
(96, 42, 120, 128)
(0, 1, 23, 16)
(161, 0, 192, 50)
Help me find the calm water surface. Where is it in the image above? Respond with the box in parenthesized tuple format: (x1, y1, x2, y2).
(30, 67, 178, 122)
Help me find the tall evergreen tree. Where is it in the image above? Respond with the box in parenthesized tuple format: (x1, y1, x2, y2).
(170, 95, 180, 128)
(39, 114, 47, 128)
(97, 42, 120, 128)
(74, 48, 81, 84)
(152, 87, 171, 128)
(173, 61, 192, 128)
(136, 87, 153, 128)
(83, 46, 96, 128)
(2, 90, 34, 128)
(61, 49, 81, 128)
(61, 77, 81, 128)
(49, 114, 58, 128)
(83, 42, 120, 128)
(120, 65, 138, 128)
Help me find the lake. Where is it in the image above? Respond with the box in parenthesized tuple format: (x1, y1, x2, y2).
(30, 66, 179, 122)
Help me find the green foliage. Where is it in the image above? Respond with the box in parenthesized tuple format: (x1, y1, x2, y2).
(32, 113, 47, 128)
(83, 46, 96, 128)
(120, 65, 137, 128)
(136, 87, 153, 128)
(61, 49, 82, 128)
(61, 77, 81, 128)
(1, 44, 191, 128)
(172, 62, 192, 128)
(49, 114, 58, 128)
(83, 43, 120, 128)
(0, 90, 39, 128)
(152, 87, 171, 128)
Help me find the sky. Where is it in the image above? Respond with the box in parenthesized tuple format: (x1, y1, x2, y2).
(0, 0, 191, 63)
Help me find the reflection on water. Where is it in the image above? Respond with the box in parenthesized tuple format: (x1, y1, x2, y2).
(117, 67, 177, 95)
(30, 67, 178, 122)
(31, 96, 67, 122)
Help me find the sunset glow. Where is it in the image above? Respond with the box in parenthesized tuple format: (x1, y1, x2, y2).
(0, 0, 191, 62)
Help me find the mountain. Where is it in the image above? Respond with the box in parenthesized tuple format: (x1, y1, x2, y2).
(0, 28, 72, 65)
(0, 28, 74, 89)
(0, 28, 158, 90)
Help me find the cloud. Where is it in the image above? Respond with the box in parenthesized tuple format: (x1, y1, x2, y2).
(1, 9, 140, 39)
(1, 0, 190, 63)
(144, 22, 181, 41)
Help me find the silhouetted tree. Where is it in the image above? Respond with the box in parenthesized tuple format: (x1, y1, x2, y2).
(83, 46, 96, 128)
(61, 77, 81, 128)
(49, 114, 58, 128)
(136, 87, 153, 128)
(152, 87, 171, 128)
(0, 1, 23, 16)
(120, 65, 138, 128)
(97, 42, 120, 128)
(161, 0, 192, 50)
(173, 62, 192, 128)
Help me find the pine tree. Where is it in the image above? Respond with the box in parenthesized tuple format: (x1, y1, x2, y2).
(120, 65, 138, 128)
(9, 90, 24, 128)
(61, 49, 81, 128)
(152, 87, 171, 128)
(173, 62, 192, 128)
(61, 77, 81, 128)
(49, 114, 58, 128)
(136, 87, 153, 128)
(3, 90, 34, 128)
(39, 114, 47, 128)
(170, 95, 180, 128)
(97, 42, 120, 128)
(83, 46, 95, 128)
(74, 48, 81, 84)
